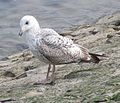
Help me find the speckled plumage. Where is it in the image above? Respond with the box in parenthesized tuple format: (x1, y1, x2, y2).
(19, 15, 102, 84)
(28, 28, 91, 65)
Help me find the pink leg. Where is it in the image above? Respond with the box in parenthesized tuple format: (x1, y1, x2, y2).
(51, 65, 55, 82)
(33, 64, 56, 85)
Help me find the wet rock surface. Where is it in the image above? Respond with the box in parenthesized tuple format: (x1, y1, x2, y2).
(0, 13, 120, 103)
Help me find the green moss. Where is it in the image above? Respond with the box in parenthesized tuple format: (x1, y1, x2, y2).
(24, 97, 44, 103)
(111, 92, 120, 101)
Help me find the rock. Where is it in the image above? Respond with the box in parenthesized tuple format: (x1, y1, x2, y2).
(3, 71, 15, 77)
(22, 90, 43, 99)
(111, 92, 120, 101)
(96, 13, 120, 25)
(24, 65, 36, 71)
(107, 34, 114, 39)
(13, 72, 27, 79)
(106, 39, 112, 44)
(0, 98, 16, 102)
(0, 13, 120, 103)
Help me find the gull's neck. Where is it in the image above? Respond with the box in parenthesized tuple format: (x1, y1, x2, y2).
(26, 24, 41, 39)
(25, 25, 41, 48)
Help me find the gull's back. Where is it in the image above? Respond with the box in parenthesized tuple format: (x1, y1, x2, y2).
(34, 28, 90, 65)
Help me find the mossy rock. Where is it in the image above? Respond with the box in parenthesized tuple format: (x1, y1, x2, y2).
(111, 92, 120, 101)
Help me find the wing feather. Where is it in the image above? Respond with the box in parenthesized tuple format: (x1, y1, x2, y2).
(36, 35, 81, 64)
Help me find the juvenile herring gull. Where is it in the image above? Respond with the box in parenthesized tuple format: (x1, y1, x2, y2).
(19, 15, 105, 85)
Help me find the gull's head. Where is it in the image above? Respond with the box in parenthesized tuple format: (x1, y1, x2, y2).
(19, 15, 40, 36)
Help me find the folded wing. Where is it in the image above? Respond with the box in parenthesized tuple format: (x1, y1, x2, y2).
(36, 34, 89, 65)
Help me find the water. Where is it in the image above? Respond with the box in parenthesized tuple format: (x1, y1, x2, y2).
(0, 0, 120, 58)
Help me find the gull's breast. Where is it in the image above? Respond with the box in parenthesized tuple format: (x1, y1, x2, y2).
(28, 38, 50, 64)
(31, 48, 50, 64)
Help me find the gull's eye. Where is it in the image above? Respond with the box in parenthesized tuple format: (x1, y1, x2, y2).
(25, 21, 29, 25)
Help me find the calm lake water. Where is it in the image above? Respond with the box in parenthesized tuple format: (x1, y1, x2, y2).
(0, 0, 120, 58)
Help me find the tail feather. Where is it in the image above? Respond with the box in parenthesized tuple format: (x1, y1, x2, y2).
(89, 53, 107, 63)
(78, 45, 107, 63)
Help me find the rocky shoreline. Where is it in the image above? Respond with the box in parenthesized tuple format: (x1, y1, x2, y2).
(0, 13, 120, 103)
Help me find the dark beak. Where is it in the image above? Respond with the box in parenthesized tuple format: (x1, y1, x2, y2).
(19, 30, 23, 36)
